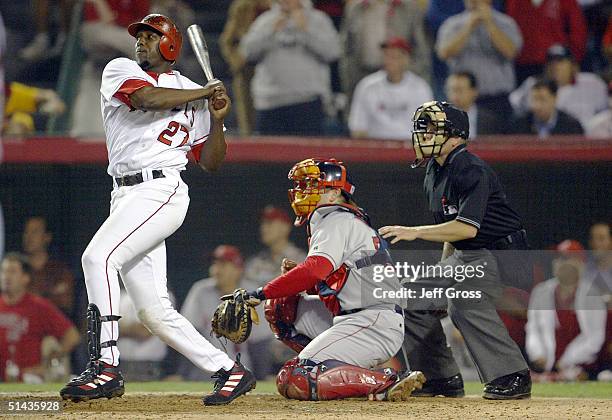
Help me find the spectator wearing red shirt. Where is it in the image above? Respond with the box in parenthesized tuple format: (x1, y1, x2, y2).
(0, 253, 80, 382)
(506, 0, 587, 83)
(81, 0, 151, 61)
(603, 16, 612, 71)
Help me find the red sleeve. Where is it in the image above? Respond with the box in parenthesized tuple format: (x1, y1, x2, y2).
(565, 0, 587, 62)
(40, 299, 74, 339)
(113, 79, 154, 108)
(191, 142, 205, 162)
(262, 256, 334, 299)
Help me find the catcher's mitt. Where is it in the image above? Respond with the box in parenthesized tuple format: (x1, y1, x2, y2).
(211, 288, 260, 344)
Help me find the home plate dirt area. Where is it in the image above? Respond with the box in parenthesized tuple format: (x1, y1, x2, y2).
(2, 391, 611, 419)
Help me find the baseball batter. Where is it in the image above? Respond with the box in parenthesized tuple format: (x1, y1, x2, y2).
(60, 14, 256, 406)
(239, 158, 425, 401)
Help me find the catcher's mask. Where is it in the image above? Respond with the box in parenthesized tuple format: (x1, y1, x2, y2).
(411, 101, 469, 168)
(288, 158, 355, 226)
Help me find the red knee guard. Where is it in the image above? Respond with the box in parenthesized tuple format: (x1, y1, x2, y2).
(264, 295, 311, 353)
(276, 358, 397, 401)
(276, 357, 313, 400)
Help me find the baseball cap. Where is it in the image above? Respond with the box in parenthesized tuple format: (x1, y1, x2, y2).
(556, 239, 586, 261)
(260, 205, 292, 225)
(546, 44, 573, 62)
(381, 37, 411, 54)
(441, 102, 470, 140)
(212, 245, 244, 267)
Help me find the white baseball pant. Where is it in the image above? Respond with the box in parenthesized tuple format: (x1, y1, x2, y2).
(81, 170, 234, 372)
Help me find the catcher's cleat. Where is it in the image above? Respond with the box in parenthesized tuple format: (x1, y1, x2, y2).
(60, 361, 125, 402)
(202, 356, 256, 406)
(412, 373, 465, 398)
(369, 370, 426, 402)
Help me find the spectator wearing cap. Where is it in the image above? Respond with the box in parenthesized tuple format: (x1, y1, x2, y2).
(512, 78, 583, 138)
(510, 44, 608, 128)
(240, 0, 340, 135)
(243, 206, 306, 289)
(348, 37, 432, 140)
(0, 253, 80, 382)
(176, 245, 253, 380)
(506, 0, 587, 83)
(445, 71, 508, 137)
(526, 241, 607, 380)
(436, 0, 522, 116)
(339, 0, 431, 100)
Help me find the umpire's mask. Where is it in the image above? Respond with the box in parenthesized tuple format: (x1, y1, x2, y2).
(411, 101, 469, 168)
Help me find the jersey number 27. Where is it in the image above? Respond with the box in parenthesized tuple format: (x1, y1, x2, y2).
(157, 121, 189, 147)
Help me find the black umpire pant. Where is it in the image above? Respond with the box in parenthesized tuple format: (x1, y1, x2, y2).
(402, 249, 528, 383)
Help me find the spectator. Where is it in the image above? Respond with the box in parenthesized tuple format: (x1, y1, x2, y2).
(3, 82, 65, 136)
(22, 217, 75, 318)
(506, 0, 587, 83)
(0, 253, 80, 382)
(445, 71, 507, 137)
(241, 0, 340, 135)
(348, 37, 432, 140)
(339, 0, 431, 99)
(244, 206, 306, 289)
(220, 0, 271, 136)
(586, 81, 612, 139)
(117, 288, 171, 380)
(19, 0, 73, 62)
(512, 78, 583, 138)
(177, 245, 252, 380)
(526, 244, 607, 380)
(71, 0, 150, 137)
(436, 0, 522, 116)
(510, 44, 608, 128)
(585, 222, 611, 294)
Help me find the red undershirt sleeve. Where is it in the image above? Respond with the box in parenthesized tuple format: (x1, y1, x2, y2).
(262, 255, 334, 299)
(113, 79, 153, 108)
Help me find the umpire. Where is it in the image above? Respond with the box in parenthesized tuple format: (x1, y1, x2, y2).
(379, 101, 531, 399)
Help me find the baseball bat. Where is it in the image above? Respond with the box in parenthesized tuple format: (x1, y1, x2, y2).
(187, 24, 226, 110)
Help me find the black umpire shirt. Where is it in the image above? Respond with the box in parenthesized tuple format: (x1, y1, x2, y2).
(424, 144, 523, 250)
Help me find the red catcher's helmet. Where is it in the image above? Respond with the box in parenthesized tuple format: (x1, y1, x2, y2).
(128, 14, 182, 62)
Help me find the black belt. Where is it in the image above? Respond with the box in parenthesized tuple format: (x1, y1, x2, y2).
(339, 304, 403, 317)
(490, 229, 528, 250)
(114, 170, 165, 187)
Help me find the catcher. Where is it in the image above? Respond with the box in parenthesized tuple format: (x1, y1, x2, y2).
(213, 158, 425, 401)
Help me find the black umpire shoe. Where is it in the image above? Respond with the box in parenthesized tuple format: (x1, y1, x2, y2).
(411, 373, 465, 398)
(202, 357, 256, 406)
(483, 369, 531, 400)
(60, 361, 125, 402)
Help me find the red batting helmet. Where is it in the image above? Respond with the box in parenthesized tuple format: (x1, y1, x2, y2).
(128, 14, 182, 62)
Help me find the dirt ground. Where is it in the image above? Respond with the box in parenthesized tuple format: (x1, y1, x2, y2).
(2, 393, 612, 420)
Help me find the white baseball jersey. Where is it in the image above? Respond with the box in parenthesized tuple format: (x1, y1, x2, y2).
(307, 205, 402, 313)
(100, 58, 211, 177)
(348, 70, 432, 140)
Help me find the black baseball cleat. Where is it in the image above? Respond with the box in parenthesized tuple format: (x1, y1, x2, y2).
(369, 370, 426, 401)
(411, 373, 465, 397)
(483, 369, 531, 400)
(202, 357, 256, 406)
(60, 361, 125, 402)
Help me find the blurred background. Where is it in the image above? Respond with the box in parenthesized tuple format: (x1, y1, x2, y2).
(0, 0, 610, 386)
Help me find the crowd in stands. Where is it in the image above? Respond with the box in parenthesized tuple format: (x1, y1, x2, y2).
(0, 0, 610, 138)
